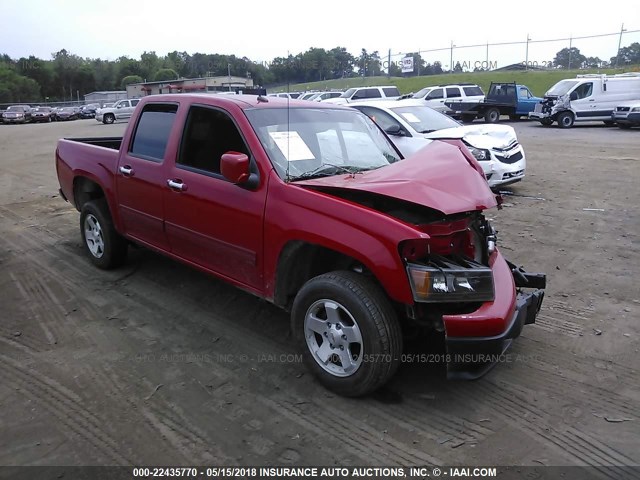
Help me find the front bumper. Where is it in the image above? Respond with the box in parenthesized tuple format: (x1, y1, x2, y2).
(528, 111, 551, 120)
(612, 112, 640, 126)
(483, 147, 526, 188)
(443, 253, 546, 379)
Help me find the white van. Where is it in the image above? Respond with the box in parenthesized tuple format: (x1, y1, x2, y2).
(529, 73, 640, 128)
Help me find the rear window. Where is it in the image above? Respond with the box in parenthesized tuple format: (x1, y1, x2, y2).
(463, 86, 484, 96)
(129, 103, 178, 161)
(382, 87, 400, 97)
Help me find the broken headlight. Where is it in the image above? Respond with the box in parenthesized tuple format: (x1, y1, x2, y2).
(407, 257, 495, 303)
(469, 147, 491, 161)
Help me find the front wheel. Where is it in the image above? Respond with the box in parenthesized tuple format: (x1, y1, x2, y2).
(484, 108, 500, 123)
(540, 118, 553, 126)
(80, 200, 128, 269)
(103, 113, 115, 124)
(291, 271, 402, 397)
(557, 111, 575, 128)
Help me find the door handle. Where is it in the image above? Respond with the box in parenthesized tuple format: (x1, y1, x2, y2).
(167, 179, 186, 191)
(119, 165, 133, 176)
(589, 99, 595, 102)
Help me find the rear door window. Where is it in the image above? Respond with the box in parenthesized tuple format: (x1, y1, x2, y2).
(382, 87, 400, 97)
(129, 103, 178, 161)
(446, 87, 461, 98)
(426, 88, 444, 99)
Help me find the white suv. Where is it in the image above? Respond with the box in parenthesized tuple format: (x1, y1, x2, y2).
(412, 84, 485, 114)
(323, 86, 400, 104)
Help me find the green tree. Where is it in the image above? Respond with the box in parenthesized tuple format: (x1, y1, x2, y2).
(120, 75, 143, 89)
(610, 42, 640, 66)
(553, 47, 587, 69)
(0, 63, 41, 102)
(153, 68, 178, 81)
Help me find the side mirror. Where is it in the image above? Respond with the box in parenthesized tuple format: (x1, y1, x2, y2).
(221, 151, 251, 184)
(385, 124, 404, 136)
(569, 91, 578, 101)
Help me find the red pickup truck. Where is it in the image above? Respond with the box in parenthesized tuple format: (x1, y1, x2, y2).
(56, 94, 546, 396)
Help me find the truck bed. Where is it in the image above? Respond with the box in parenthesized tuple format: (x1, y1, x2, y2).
(63, 137, 123, 150)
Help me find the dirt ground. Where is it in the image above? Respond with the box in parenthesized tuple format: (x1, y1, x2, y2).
(0, 117, 638, 473)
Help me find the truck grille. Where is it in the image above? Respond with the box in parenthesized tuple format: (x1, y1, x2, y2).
(534, 103, 543, 113)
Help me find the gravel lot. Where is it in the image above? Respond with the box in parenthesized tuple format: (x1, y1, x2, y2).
(0, 118, 638, 472)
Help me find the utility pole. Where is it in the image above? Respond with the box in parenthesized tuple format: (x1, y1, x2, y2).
(417, 47, 421, 76)
(450, 41, 454, 73)
(616, 23, 626, 69)
(227, 63, 232, 91)
(568, 35, 573, 70)
(486, 42, 489, 67)
(525, 34, 531, 70)
(388, 49, 391, 77)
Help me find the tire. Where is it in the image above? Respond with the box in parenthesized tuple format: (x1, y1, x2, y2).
(103, 113, 115, 124)
(291, 271, 402, 397)
(80, 199, 128, 269)
(618, 123, 632, 129)
(461, 114, 475, 124)
(540, 118, 553, 126)
(484, 108, 500, 123)
(557, 111, 575, 128)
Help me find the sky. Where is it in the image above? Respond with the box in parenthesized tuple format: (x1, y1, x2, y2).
(1, 0, 639, 70)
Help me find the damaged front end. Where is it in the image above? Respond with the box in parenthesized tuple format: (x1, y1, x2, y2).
(530, 95, 570, 120)
(400, 214, 546, 380)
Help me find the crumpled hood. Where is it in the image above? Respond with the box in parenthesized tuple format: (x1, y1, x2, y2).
(424, 124, 518, 150)
(294, 140, 497, 215)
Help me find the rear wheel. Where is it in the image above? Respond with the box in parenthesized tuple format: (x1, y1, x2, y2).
(80, 199, 128, 269)
(557, 111, 575, 128)
(291, 271, 402, 397)
(103, 113, 115, 124)
(484, 108, 500, 123)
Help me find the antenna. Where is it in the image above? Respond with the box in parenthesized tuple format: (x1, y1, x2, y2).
(286, 50, 291, 182)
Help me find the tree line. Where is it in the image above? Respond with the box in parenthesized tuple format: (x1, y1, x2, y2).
(1, 44, 639, 104)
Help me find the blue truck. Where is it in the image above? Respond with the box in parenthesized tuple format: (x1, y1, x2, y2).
(445, 82, 542, 123)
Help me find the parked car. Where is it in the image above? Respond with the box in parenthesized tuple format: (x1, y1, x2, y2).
(323, 86, 401, 104)
(529, 73, 640, 128)
(298, 92, 319, 101)
(267, 92, 303, 99)
(56, 94, 545, 396)
(412, 83, 485, 115)
(79, 103, 100, 119)
(95, 99, 140, 124)
(307, 91, 343, 102)
(445, 83, 542, 123)
(56, 106, 81, 121)
(31, 106, 54, 122)
(352, 99, 527, 188)
(2, 105, 32, 124)
(611, 101, 640, 129)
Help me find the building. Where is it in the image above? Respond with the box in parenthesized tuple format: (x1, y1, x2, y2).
(84, 91, 128, 104)
(127, 76, 255, 98)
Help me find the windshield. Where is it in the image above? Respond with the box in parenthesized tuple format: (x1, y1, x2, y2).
(33, 107, 50, 112)
(245, 107, 402, 180)
(7, 106, 27, 112)
(339, 88, 357, 99)
(412, 87, 432, 99)
(547, 80, 579, 96)
(391, 105, 460, 133)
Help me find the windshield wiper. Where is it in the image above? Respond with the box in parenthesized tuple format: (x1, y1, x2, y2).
(290, 163, 368, 181)
(419, 129, 437, 134)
